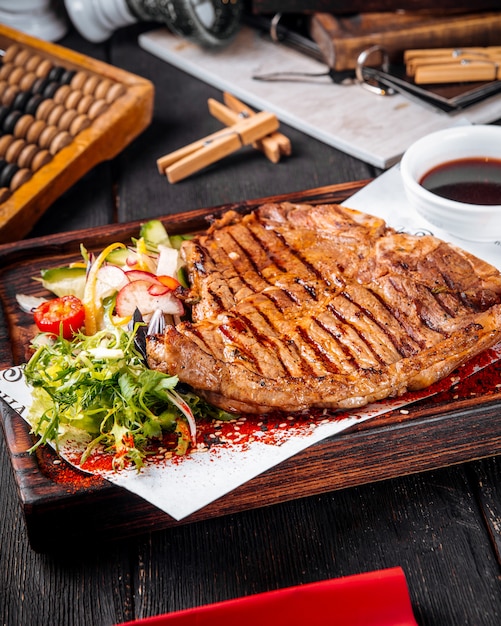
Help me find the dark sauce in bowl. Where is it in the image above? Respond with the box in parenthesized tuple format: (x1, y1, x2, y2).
(420, 157, 501, 206)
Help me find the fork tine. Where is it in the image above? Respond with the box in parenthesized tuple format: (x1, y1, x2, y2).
(147, 308, 166, 336)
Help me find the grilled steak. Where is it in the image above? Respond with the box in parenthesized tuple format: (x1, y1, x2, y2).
(147, 202, 501, 414)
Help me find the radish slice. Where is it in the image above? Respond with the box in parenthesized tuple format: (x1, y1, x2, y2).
(116, 280, 184, 317)
(148, 283, 171, 296)
(96, 265, 128, 300)
(125, 269, 158, 283)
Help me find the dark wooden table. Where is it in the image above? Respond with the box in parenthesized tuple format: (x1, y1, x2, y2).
(1, 23, 501, 626)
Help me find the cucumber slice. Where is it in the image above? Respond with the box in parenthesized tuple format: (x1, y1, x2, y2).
(106, 247, 130, 266)
(140, 219, 171, 248)
(39, 266, 87, 299)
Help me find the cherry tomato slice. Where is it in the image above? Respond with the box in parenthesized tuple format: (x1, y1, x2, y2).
(33, 295, 86, 339)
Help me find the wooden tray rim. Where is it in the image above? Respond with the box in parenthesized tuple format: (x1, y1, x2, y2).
(2, 179, 501, 550)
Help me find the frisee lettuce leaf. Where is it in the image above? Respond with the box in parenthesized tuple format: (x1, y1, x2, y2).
(24, 326, 197, 470)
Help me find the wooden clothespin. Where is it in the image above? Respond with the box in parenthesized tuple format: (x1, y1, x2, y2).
(404, 46, 501, 84)
(208, 92, 291, 164)
(157, 103, 279, 183)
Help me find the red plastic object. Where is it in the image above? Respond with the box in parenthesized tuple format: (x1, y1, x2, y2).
(118, 566, 418, 626)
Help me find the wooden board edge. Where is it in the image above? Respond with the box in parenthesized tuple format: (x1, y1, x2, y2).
(0, 180, 371, 263)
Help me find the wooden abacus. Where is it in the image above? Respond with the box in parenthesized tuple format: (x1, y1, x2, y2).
(0, 24, 154, 243)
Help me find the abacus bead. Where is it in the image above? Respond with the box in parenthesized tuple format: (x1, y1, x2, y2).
(49, 130, 72, 154)
(25, 54, 43, 73)
(35, 99, 57, 121)
(75, 93, 94, 114)
(35, 58, 52, 77)
(94, 78, 113, 100)
(2, 84, 19, 107)
(82, 74, 101, 95)
(3, 110, 22, 134)
(2, 45, 21, 64)
(71, 71, 89, 91)
(105, 82, 126, 103)
(19, 72, 37, 92)
(12, 48, 31, 67)
(11, 90, 32, 112)
(0, 64, 14, 81)
(0, 187, 10, 203)
(31, 76, 51, 95)
(42, 81, 61, 99)
(69, 114, 90, 136)
(47, 103, 66, 126)
(0, 162, 19, 188)
(87, 99, 108, 120)
(5, 137, 26, 162)
(24, 93, 45, 116)
(64, 89, 84, 110)
(30, 149, 51, 171)
(17, 142, 39, 168)
(0, 105, 11, 127)
(7, 66, 25, 86)
(9, 167, 32, 191)
(53, 83, 72, 105)
(13, 114, 35, 139)
(38, 124, 59, 149)
(60, 69, 76, 85)
(57, 108, 78, 131)
(0, 135, 14, 157)
(25, 119, 46, 143)
(47, 66, 65, 82)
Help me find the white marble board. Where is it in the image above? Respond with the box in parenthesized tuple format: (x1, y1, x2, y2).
(139, 26, 501, 169)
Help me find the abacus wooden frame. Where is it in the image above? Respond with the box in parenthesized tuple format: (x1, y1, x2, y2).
(0, 23, 154, 243)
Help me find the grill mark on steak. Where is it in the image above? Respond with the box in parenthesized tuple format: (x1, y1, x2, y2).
(336, 290, 409, 359)
(250, 306, 320, 377)
(272, 229, 327, 284)
(247, 216, 333, 297)
(245, 221, 291, 276)
(330, 286, 423, 360)
(313, 317, 361, 371)
(234, 222, 286, 278)
(225, 313, 297, 378)
(147, 203, 501, 414)
(240, 296, 335, 377)
(218, 319, 266, 376)
(295, 324, 341, 374)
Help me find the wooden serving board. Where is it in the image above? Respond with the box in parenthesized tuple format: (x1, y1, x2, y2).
(0, 24, 154, 243)
(2, 181, 501, 553)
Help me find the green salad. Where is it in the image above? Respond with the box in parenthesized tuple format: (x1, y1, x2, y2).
(20, 220, 230, 471)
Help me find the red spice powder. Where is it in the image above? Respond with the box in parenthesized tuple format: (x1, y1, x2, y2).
(37, 446, 106, 490)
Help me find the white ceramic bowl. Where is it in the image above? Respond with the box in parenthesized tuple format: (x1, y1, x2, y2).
(400, 125, 501, 242)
